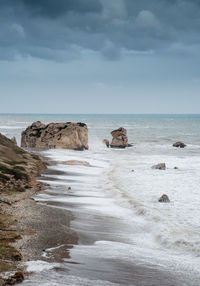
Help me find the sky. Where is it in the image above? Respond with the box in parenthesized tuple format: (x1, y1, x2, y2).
(1, 0, 200, 114)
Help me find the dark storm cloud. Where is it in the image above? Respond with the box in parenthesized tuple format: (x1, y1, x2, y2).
(0, 0, 200, 60)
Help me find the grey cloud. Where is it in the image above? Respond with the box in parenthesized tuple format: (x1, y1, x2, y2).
(0, 0, 200, 60)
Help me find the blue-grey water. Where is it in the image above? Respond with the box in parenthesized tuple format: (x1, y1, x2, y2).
(1, 114, 200, 286)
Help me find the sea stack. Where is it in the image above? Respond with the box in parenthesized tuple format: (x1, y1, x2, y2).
(21, 121, 88, 150)
(110, 127, 129, 148)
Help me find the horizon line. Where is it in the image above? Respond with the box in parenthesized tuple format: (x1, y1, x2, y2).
(0, 113, 200, 115)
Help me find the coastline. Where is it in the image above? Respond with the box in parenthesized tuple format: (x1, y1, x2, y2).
(0, 151, 193, 286)
(0, 166, 78, 285)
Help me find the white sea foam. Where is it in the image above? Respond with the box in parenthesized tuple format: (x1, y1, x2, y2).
(25, 261, 61, 272)
(22, 273, 121, 286)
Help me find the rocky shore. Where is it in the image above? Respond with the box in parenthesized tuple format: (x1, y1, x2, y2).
(0, 133, 47, 285)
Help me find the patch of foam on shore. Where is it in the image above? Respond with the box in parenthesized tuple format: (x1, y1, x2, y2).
(22, 273, 121, 286)
(25, 260, 61, 273)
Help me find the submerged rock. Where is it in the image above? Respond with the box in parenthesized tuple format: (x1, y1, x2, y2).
(21, 121, 88, 150)
(60, 160, 91, 167)
(151, 163, 166, 170)
(173, 141, 186, 148)
(158, 194, 170, 203)
(103, 139, 110, 148)
(174, 166, 179, 169)
(110, 127, 129, 148)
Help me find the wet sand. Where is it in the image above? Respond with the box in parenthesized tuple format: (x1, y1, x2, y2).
(13, 197, 78, 263)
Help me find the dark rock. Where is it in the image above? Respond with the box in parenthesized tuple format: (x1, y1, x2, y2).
(103, 139, 110, 148)
(173, 142, 186, 148)
(158, 194, 170, 203)
(174, 166, 178, 169)
(152, 163, 166, 170)
(5, 272, 24, 284)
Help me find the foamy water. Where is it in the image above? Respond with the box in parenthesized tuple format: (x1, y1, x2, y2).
(1, 114, 200, 285)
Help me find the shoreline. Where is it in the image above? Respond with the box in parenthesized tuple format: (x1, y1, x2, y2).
(1, 152, 192, 286)
(0, 156, 78, 285)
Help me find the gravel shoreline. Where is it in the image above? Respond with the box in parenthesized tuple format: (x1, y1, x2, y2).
(0, 176, 78, 286)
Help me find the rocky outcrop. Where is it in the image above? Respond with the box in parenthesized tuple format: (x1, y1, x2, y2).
(0, 133, 46, 284)
(158, 194, 170, 203)
(173, 141, 186, 148)
(152, 163, 166, 170)
(21, 121, 88, 150)
(110, 127, 129, 148)
(103, 139, 110, 148)
(0, 133, 46, 193)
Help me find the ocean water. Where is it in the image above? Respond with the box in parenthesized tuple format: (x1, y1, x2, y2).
(1, 114, 200, 286)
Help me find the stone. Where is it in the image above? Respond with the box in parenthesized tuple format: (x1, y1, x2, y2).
(174, 166, 178, 169)
(21, 121, 88, 150)
(103, 139, 110, 148)
(173, 141, 186, 148)
(68, 186, 71, 190)
(59, 160, 91, 167)
(5, 272, 24, 284)
(151, 163, 166, 170)
(11, 136, 17, 145)
(110, 127, 129, 148)
(158, 194, 170, 203)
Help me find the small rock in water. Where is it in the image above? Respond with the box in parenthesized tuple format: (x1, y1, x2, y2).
(174, 166, 178, 169)
(173, 141, 186, 148)
(103, 139, 110, 148)
(42, 249, 46, 252)
(68, 186, 71, 190)
(151, 163, 166, 170)
(158, 194, 170, 203)
(131, 169, 134, 172)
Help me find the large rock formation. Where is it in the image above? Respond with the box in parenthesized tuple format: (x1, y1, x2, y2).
(110, 127, 129, 148)
(21, 121, 88, 150)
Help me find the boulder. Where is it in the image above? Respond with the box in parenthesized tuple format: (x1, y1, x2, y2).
(152, 163, 166, 170)
(173, 141, 186, 148)
(21, 121, 88, 150)
(110, 127, 129, 148)
(158, 194, 170, 203)
(103, 139, 110, 148)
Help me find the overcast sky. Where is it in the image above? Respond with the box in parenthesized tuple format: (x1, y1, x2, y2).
(1, 0, 200, 113)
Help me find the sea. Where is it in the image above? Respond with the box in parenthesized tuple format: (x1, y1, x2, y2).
(1, 114, 200, 286)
